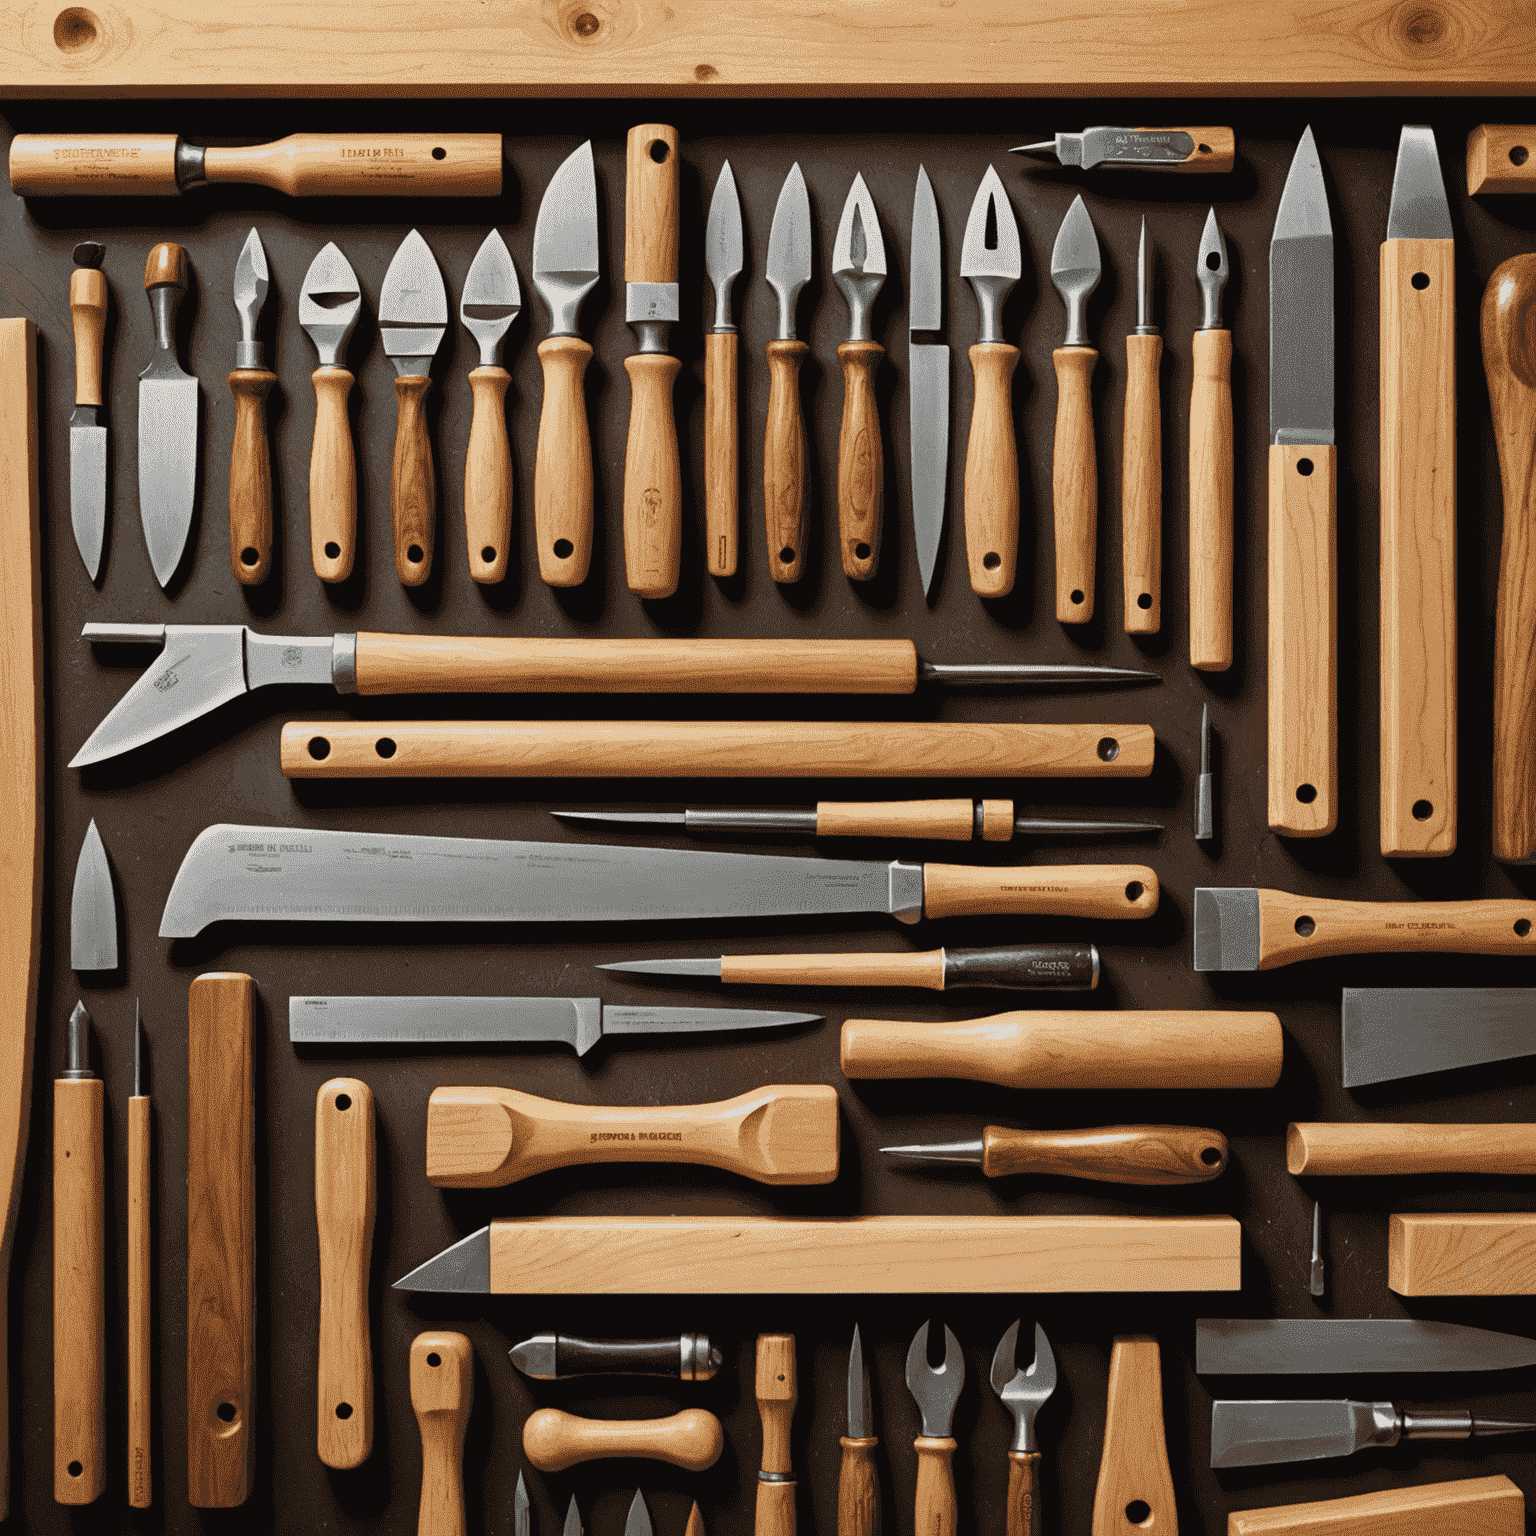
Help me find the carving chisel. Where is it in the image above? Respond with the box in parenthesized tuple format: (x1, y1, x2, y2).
(1092, 1338, 1176, 1536)
(882, 1123, 1228, 1183)
(910, 167, 948, 600)
(510, 1332, 722, 1380)
(840, 1326, 877, 1536)
(1269, 126, 1337, 835)
(765, 164, 813, 582)
(298, 242, 361, 583)
(137, 241, 197, 589)
(1123, 217, 1161, 633)
(1342, 986, 1536, 1087)
(228, 228, 274, 585)
(1196, 1317, 1536, 1375)
(127, 1006, 150, 1507)
(1381, 125, 1455, 856)
(69, 241, 108, 581)
(1013, 126, 1236, 172)
(1190, 209, 1232, 670)
(1050, 196, 1101, 622)
(526, 1411, 722, 1471)
(412, 1331, 471, 1536)
(756, 1335, 797, 1536)
(69, 817, 116, 972)
(991, 1322, 1056, 1536)
(705, 161, 743, 576)
(906, 1322, 962, 1536)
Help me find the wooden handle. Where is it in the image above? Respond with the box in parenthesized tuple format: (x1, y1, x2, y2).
(316, 1078, 375, 1469)
(983, 1124, 1227, 1183)
(1381, 237, 1456, 856)
(1389, 1212, 1536, 1296)
(228, 367, 275, 585)
(687, 1502, 705, 1536)
(914, 1437, 958, 1536)
(145, 241, 186, 292)
(54, 1076, 104, 1504)
(1288, 1121, 1536, 1176)
(203, 133, 501, 196)
(11, 133, 181, 195)
(391, 374, 435, 586)
(922, 862, 1158, 920)
(1091, 1337, 1176, 1536)
(188, 973, 253, 1508)
(764, 338, 809, 582)
(464, 366, 511, 584)
(524, 1407, 723, 1472)
(758, 1480, 796, 1536)
(705, 331, 738, 575)
(839, 1436, 878, 1536)
(757, 1332, 796, 1470)
(817, 798, 989, 839)
(426, 1083, 839, 1187)
(127, 1094, 151, 1508)
(411, 1331, 471, 1536)
(1007, 1452, 1042, 1536)
(840, 1010, 1282, 1090)
(1053, 346, 1098, 622)
(1229, 1473, 1524, 1535)
(623, 353, 682, 597)
(70, 267, 106, 406)
(1189, 328, 1233, 670)
(1122, 333, 1161, 633)
(963, 342, 1020, 597)
(534, 335, 594, 586)
(723, 950, 948, 989)
(837, 340, 884, 580)
(1470, 125, 1536, 195)
(1140, 125, 1235, 171)
(310, 365, 356, 583)
(1268, 442, 1337, 835)
(625, 124, 679, 283)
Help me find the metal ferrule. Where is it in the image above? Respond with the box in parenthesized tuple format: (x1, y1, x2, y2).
(331, 633, 358, 693)
(711, 276, 736, 334)
(775, 290, 797, 342)
(1198, 283, 1224, 332)
(679, 1332, 718, 1381)
(1132, 323, 1159, 337)
(627, 283, 678, 354)
(630, 320, 671, 355)
(684, 809, 818, 833)
(970, 276, 1009, 345)
(63, 1006, 93, 1080)
(836, 271, 882, 345)
(235, 338, 265, 370)
(148, 285, 178, 351)
(175, 138, 206, 190)
(1402, 1409, 1474, 1440)
(1063, 293, 1089, 349)
(889, 860, 926, 924)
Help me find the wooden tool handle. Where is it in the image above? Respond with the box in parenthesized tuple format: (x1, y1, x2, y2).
(203, 133, 502, 196)
(425, 1083, 839, 1188)
(758, 1480, 796, 1536)
(914, 1437, 958, 1536)
(145, 241, 186, 293)
(188, 973, 253, 1508)
(983, 1124, 1227, 1183)
(839, 1010, 1283, 1090)
(411, 1331, 472, 1536)
(1381, 237, 1456, 857)
(963, 342, 1020, 597)
(1122, 333, 1161, 633)
(723, 950, 948, 989)
(922, 862, 1157, 920)
(524, 1407, 723, 1472)
(1470, 126, 1536, 195)
(127, 1094, 151, 1508)
(816, 798, 992, 839)
(623, 353, 682, 598)
(70, 266, 106, 406)
(534, 335, 594, 586)
(839, 1436, 878, 1536)
(1228, 1472, 1524, 1535)
(316, 1078, 375, 1469)
(837, 340, 884, 580)
(391, 374, 435, 586)
(1007, 1452, 1042, 1536)
(310, 365, 356, 583)
(1145, 125, 1236, 171)
(764, 339, 809, 583)
(464, 366, 511, 585)
(228, 367, 275, 585)
(11, 133, 182, 195)
(705, 331, 738, 575)
(756, 1332, 796, 1536)
(1189, 328, 1233, 670)
(1091, 1337, 1176, 1536)
(1053, 345, 1098, 622)
(54, 1076, 104, 1504)
(1288, 1121, 1536, 1176)
(625, 124, 680, 282)
(1268, 443, 1337, 835)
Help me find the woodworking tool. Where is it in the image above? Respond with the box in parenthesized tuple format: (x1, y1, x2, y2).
(906, 1322, 963, 1536)
(1197, 1317, 1536, 1375)
(516, 1470, 530, 1536)
(1122, 216, 1161, 632)
(1288, 1122, 1536, 1175)
(412, 1332, 471, 1536)
(228, 227, 274, 585)
(1195, 705, 1215, 841)
(1092, 1337, 1176, 1536)
(764, 163, 813, 582)
(910, 165, 948, 600)
(70, 818, 116, 972)
(1230, 1476, 1524, 1536)
(1190, 207, 1233, 670)
(1310, 1200, 1324, 1296)
(127, 1005, 150, 1507)
(991, 1322, 1056, 1536)
(299, 241, 362, 583)
(565, 1496, 582, 1536)
(69, 241, 108, 581)
(757, 1334, 797, 1536)
(840, 1326, 877, 1536)
(509, 1332, 721, 1381)
(459, 229, 520, 584)
(882, 1123, 1227, 1184)
(1012, 126, 1236, 171)
(137, 241, 197, 589)
(1343, 986, 1536, 1086)
(628, 1491, 653, 1536)
(526, 1409, 723, 1472)
(704, 160, 743, 576)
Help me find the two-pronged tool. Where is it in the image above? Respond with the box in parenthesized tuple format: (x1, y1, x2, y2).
(990, 1322, 1057, 1536)
(905, 1322, 964, 1536)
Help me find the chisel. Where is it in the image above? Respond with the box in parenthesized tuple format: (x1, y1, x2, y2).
(412, 1331, 471, 1536)
(1343, 986, 1536, 1086)
(127, 1006, 151, 1508)
(1013, 127, 1236, 172)
(1288, 1122, 1536, 1176)
(1189, 210, 1232, 671)
(756, 1335, 797, 1536)
(69, 241, 108, 582)
(1092, 1338, 1176, 1536)
(228, 228, 274, 585)
(1196, 1317, 1536, 1375)
(764, 165, 813, 582)
(1122, 217, 1161, 633)
(882, 1123, 1227, 1183)
(525, 1408, 723, 1471)
(840, 1327, 877, 1536)
(704, 162, 743, 577)
(510, 1332, 722, 1381)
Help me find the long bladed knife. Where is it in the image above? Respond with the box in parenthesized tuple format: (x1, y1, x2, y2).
(70, 242, 108, 582)
(137, 242, 197, 589)
(764, 163, 813, 582)
(910, 167, 948, 601)
(1197, 1317, 1536, 1374)
(705, 161, 743, 577)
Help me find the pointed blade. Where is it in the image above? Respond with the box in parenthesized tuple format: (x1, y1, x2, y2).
(533, 141, 600, 334)
(1049, 194, 1101, 295)
(299, 241, 362, 365)
(706, 160, 744, 313)
(233, 227, 269, 330)
(1270, 126, 1334, 444)
(1196, 1317, 1536, 1374)
(910, 164, 949, 601)
(1343, 986, 1536, 1086)
(288, 995, 605, 1055)
(847, 1325, 872, 1438)
(960, 165, 1020, 280)
(393, 1226, 491, 1292)
(1387, 125, 1453, 241)
(833, 173, 887, 278)
(1211, 1400, 1375, 1467)
(910, 165, 943, 332)
(70, 411, 106, 581)
(138, 374, 197, 589)
(597, 958, 724, 979)
(461, 229, 521, 351)
(515, 1472, 530, 1536)
(766, 163, 812, 335)
(603, 1004, 819, 1036)
(563, 1499, 583, 1536)
(71, 818, 116, 970)
(552, 809, 688, 829)
(625, 1491, 652, 1536)
(379, 229, 447, 364)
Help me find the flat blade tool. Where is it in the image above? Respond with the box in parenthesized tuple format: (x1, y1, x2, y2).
(883, 1123, 1227, 1184)
(1343, 985, 1536, 1086)
(1196, 1317, 1536, 1375)
(228, 227, 274, 584)
(906, 1322, 963, 1536)
(705, 161, 744, 576)
(69, 817, 116, 973)
(1190, 209, 1232, 670)
(565, 1497, 583, 1536)
(298, 241, 361, 582)
(510, 1332, 721, 1380)
(910, 166, 949, 599)
(1013, 127, 1236, 172)
(991, 1322, 1057, 1536)
(764, 164, 813, 582)
(756, 1334, 797, 1536)
(69, 241, 108, 582)
(1123, 216, 1161, 632)
(137, 241, 197, 589)
(840, 1326, 877, 1536)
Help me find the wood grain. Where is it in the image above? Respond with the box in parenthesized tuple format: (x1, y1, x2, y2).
(1053, 346, 1098, 623)
(127, 1091, 151, 1508)
(390, 373, 435, 586)
(534, 335, 594, 586)
(1389, 1212, 1536, 1294)
(1469, 125, 1536, 194)
(1091, 1337, 1176, 1536)
(914, 1436, 957, 1536)
(1189, 328, 1233, 670)
(756, 1334, 796, 1536)
(720, 951, 948, 989)
(1007, 1453, 1041, 1536)
(411, 1331, 471, 1536)
(1228, 1474, 1523, 1536)
(837, 340, 883, 579)
(70, 266, 106, 405)
(981, 1124, 1227, 1183)
(463, 365, 511, 584)
(839, 1435, 878, 1536)
(765, 339, 809, 582)
(920, 862, 1158, 919)
(1288, 1121, 1536, 1175)
(54, 1074, 104, 1504)
(622, 353, 682, 597)
(13, 133, 180, 191)
(817, 799, 978, 839)
(524, 1407, 723, 1472)
(625, 124, 679, 281)
(1121, 332, 1161, 634)
(964, 342, 1020, 597)
(227, 366, 274, 585)
(309, 365, 356, 582)
(1149, 126, 1236, 170)
(704, 330, 738, 576)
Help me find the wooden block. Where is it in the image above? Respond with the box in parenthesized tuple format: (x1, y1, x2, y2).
(1469, 125, 1536, 194)
(1228, 1473, 1523, 1535)
(1389, 1212, 1536, 1294)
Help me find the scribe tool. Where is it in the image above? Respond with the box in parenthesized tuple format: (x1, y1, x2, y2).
(228, 228, 274, 585)
(69, 241, 108, 582)
(910, 166, 949, 599)
(1122, 216, 1161, 632)
(1013, 127, 1235, 172)
(764, 165, 813, 582)
(883, 1124, 1227, 1184)
(298, 241, 361, 583)
(991, 1322, 1056, 1536)
(705, 161, 743, 576)
(906, 1322, 963, 1536)
(1190, 208, 1233, 670)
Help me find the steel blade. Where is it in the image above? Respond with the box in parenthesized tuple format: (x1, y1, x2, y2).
(603, 1004, 818, 1036)
(1387, 125, 1452, 242)
(461, 229, 521, 360)
(289, 995, 604, 1055)
(960, 165, 1020, 281)
(1050, 194, 1101, 290)
(706, 160, 744, 324)
(233, 227, 269, 334)
(597, 958, 724, 979)
(766, 163, 812, 337)
(910, 168, 948, 600)
(1343, 987, 1536, 1086)
(1197, 208, 1228, 330)
(1197, 1317, 1536, 1374)
(1192, 887, 1260, 971)
(625, 1491, 652, 1536)
(564, 1499, 582, 1536)
(1270, 126, 1334, 443)
(393, 1226, 490, 1293)
(552, 809, 688, 829)
(848, 1325, 871, 1438)
(533, 141, 600, 335)
(515, 1473, 530, 1536)
(299, 241, 362, 367)
(379, 229, 447, 363)
(70, 414, 106, 581)
(910, 166, 942, 332)
(833, 173, 887, 278)
(1211, 1400, 1375, 1467)
(137, 374, 198, 588)
(71, 818, 116, 970)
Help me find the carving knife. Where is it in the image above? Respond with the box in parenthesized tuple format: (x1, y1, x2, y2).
(840, 1326, 877, 1536)
(69, 818, 117, 972)
(705, 161, 743, 577)
(628, 1490, 653, 1536)
(1342, 986, 1536, 1086)
(1190, 209, 1232, 670)
(516, 1469, 530, 1536)
(1012, 127, 1236, 172)
(1269, 126, 1336, 835)
(883, 1123, 1227, 1183)
(533, 141, 600, 587)
(228, 228, 274, 585)
(137, 241, 197, 589)
(1122, 217, 1160, 633)
(510, 1332, 722, 1380)
(298, 242, 361, 583)
(1197, 1317, 1536, 1375)
(565, 1496, 582, 1536)
(69, 241, 108, 582)
(379, 229, 446, 586)
(910, 167, 948, 600)
(764, 163, 813, 582)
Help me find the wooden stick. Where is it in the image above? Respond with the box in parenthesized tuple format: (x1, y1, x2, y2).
(412, 1332, 472, 1536)
(1122, 332, 1161, 633)
(1091, 1337, 1176, 1536)
(524, 1407, 723, 1471)
(1053, 345, 1098, 622)
(1189, 328, 1233, 670)
(1228, 1473, 1523, 1535)
(1389, 1212, 1536, 1295)
(228, 366, 275, 584)
(704, 331, 738, 575)
(963, 342, 1020, 596)
(127, 1041, 151, 1508)
(310, 365, 356, 581)
(1288, 1122, 1536, 1176)
(756, 1335, 796, 1536)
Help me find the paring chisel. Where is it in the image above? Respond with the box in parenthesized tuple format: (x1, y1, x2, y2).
(69, 241, 108, 582)
(882, 1123, 1228, 1184)
(1343, 985, 1536, 1086)
(228, 228, 274, 585)
(841, 1327, 877, 1536)
(991, 1322, 1056, 1536)
(1196, 1317, 1536, 1375)
(510, 1332, 721, 1381)
(704, 161, 743, 576)
(1013, 126, 1236, 172)
(1122, 216, 1161, 633)
(764, 165, 813, 582)
(906, 1322, 963, 1536)
(127, 1005, 150, 1508)
(412, 1331, 471, 1536)
(757, 1334, 797, 1536)
(525, 1408, 723, 1471)
(1189, 210, 1232, 670)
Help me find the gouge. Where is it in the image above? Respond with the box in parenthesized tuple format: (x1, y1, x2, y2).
(840, 1326, 877, 1536)
(1190, 209, 1232, 671)
(765, 166, 813, 582)
(69, 241, 108, 582)
(1051, 196, 1101, 622)
(298, 242, 361, 583)
(228, 228, 274, 585)
(1287, 1122, 1536, 1176)
(510, 1332, 721, 1380)
(1091, 1338, 1176, 1536)
(1014, 127, 1235, 172)
(525, 1408, 723, 1472)
(1122, 217, 1161, 633)
(460, 230, 521, 584)
(127, 1006, 151, 1508)
(412, 1332, 471, 1536)
(906, 1322, 962, 1536)
(991, 1322, 1056, 1536)
(883, 1123, 1228, 1184)
(705, 162, 743, 576)
(756, 1335, 797, 1536)
(426, 1083, 839, 1187)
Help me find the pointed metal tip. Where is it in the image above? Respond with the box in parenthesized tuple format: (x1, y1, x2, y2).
(880, 1140, 985, 1166)
(1009, 141, 1057, 154)
(134, 998, 143, 1096)
(564, 1497, 583, 1536)
(392, 1226, 491, 1292)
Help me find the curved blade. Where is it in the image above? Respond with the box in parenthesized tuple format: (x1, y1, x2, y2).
(1270, 126, 1333, 444)
(960, 165, 1020, 280)
(380, 228, 446, 365)
(833, 172, 886, 278)
(1387, 124, 1452, 241)
(766, 163, 812, 336)
(299, 241, 361, 365)
(533, 141, 599, 334)
(71, 818, 117, 971)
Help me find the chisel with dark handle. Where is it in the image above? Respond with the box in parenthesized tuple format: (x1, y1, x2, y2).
(509, 1332, 722, 1380)
(757, 1335, 797, 1536)
(412, 1332, 471, 1536)
(525, 1408, 723, 1472)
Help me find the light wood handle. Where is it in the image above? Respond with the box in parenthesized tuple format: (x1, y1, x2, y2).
(914, 1437, 958, 1536)
(1122, 333, 1161, 633)
(70, 267, 106, 406)
(1091, 1337, 1176, 1536)
(145, 241, 186, 292)
(625, 124, 679, 283)
(411, 1331, 472, 1536)
(757, 1332, 796, 1470)
(817, 798, 988, 839)
(534, 335, 593, 586)
(1228, 1472, 1524, 1535)
(309, 366, 356, 583)
(722, 950, 948, 989)
(1470, 125, 1536, 195)
(54, 1076, 104, 1504)
(524, 1407, 723, 1472)
(623, 352, 682, 598)
(11, 133, 180, 195)
(188, 973, 254, 1508)
(840, 1010, 1283, 1090)
(837, 340, 883, 580)
(1288, 1121, 1536, 1176)
(705, 331, 738, 575)
(426, 1083, 839, 1187)
(391, 373, 435, 586)
(1007, 1451, 1042, 1536)
(464, 366, 511, 585)
(316, 1078, 375, 1469)
(982, 1124, 1227, 1183)
(228, 367, 275, 585)
(127, 1094, 151, 1508)
(839, 1436, 878, 1536)
(757, 1479, 796, 1536)
(1189, 328, 1234, 670)
(921, 862, 1157, 920)
(765, 338, 809, 582)
(204, 133, 501, 196)
(1053, 345, 1098, 623)
(1381, 237, 1456, 856)
(964, 342, 1020, 597)
(1142, 125, 1236, 171)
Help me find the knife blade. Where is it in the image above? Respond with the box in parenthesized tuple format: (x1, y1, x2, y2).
(460, 229, 521, 585)
(564, 1497, 582, 1536)
(705, 161, 743, 577)
(625, 1491, 651, 1536)
(1269, 125, 1337, 836)
(1342, 986, 1536, 1086)
(70, 818, 116, 972)
(841, 1324, 877, 1536)
(137, 242, 197, 590)
(764, 162, 813, 582)
(1189, 209, 1232, 670)
(515, 1470, 530, 1536)
(910, 167, 948, 602)
(299, 241, 362, 583)
(228, 227, 274, 586)
(1198, 1317, 1536, 1375)
(69, 242, 108, 583)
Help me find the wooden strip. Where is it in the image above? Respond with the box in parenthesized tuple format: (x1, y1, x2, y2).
(1288, 1122, 1536, 1175)
(487, 1214, 1240, 1293)
(127, 1094, 151, 1507)
(1228, 1474, 1523, 1536)
(1469, 125, 1536, 194)
(1389, 1212, 1536, 1294)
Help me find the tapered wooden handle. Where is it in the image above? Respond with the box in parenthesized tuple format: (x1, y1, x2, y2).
(1289, 1122, 1536, 1176)
(12, 133, 181, 195)
(524, 1407, 723, 1472)
(1228, 1472, 1524, 1535)
(757, 1479, 796, 1536)
(757, 1333, 796, 1471)
(914, 1437, 958, 1536)
(817, 798, 998, 839)
(228, 367, 275, 585)
(705, 331, 738, 575)
(840, 1010, 1283, 1090)
(425, 1083, 839, 1187)
(464, 365, 511, 585)
(1381, 237, 1456, 857)
(316, 1078, 375, 1469)
(921, 862, 1158, 920)
(70, 267, 106, 406)
(964, 342, 1020, 597)
(1053, 346, 1098, 622)
(391, 374, 435, 586)
(982, 1124, 1227, 1183)
(1007, 1451, 1042, 1536)
(1091, 1337, 1176, 1536)
(623, 353, 682, 597)
(310, 366, 356, 583)
(204, 134, 501, 196)
(765, 338, 809, 583)
(723, 950, 948, 989)
(411, 1331, 471, 1536)
(1189, 329, 1233, 670)
(837, 340, 884, 580)
(534, 335, 593, 587)
(127, 1094, 151, 1508)
(839, 1436, 878, 1536)
(1122, 333, 1161, 633)
(54, 1077, 104, 1504)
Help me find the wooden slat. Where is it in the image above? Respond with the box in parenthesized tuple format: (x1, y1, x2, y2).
(1389, 1211, 1536, 1295)
(1228, 1474, 1523, 1536)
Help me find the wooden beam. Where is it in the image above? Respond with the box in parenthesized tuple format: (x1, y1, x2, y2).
(1228, 1475, 1523, 1536)
(1388, 1211, 1536, 1295)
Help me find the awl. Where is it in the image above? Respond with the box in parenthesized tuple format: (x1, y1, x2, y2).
(764, 164, 813, 582)
(1196, 1317, 1536, 1375)
(69, 242, 108, 582)
(910, 167, 948, 600)
(1189, 209, 1233, 670)
(704, 161, 743, 577)
(460, 229, 521, 584)
(1013, 127, 1236, 172)
(883, 1123, 1228, 1183)
(1343, 986, 1536, 1086)
(298, 242, 361, 583)
(137, 242, 197, 589)
(1122, 217, 1160, 633)
(228, 228, 274, 585)
(511, 1333, 721, 1380)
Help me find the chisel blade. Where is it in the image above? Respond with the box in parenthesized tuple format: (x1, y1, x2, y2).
(766, 163, 812, 338)
(533, 141, 600, 336)
(625, 1491, 652, 1536)
(137, 373, 197, 588)
(1270, 126, 1334, 444)
(564, 1498, 583, 1536)
(70, 818, 116, 971)
(706, 159, 743, 328)
(1196, 1317, 1536, 1374)
(394, 1226, 490, 1293)
(1387, 125, 1453, 241)
(379, 229, 447, 367)
(1343, 986, 1536, 1086)
(1211, 1399, 1379, 1467)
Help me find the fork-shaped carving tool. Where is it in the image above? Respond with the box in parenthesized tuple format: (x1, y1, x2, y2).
(905, 1322, 964, 1536)
(299, 242, 361, 583)
(991, 1321, 1057, 1536)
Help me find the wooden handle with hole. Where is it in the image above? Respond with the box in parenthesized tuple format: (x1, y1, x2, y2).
(706, 331, 738, 575)
(1091, 1337, 1176, 1536)
(1122, 333, 1161, 633)
(964, 342, 1019, 597)
(464, 366, 511, 584)
(534, 335, 593, 586)
(316, 1078, 374, 1469)
(1189, 328, 1233, 669)
(921, 862, 1157, 920)
(228, 367, 275, 585)
(70, 266, 106, 406)
(1053, 346, 1098, 622)
(915, 1437, 958, 1536)
(980, 1124, 1227, 1183)
(128, 1092, 151, 1507)
(54, 1074, 104, 1504)
(524, 1407, 723, 1472)
(765, 339, 809, 583)
(757, 1334, 796, 1536)
(837, 340, 883, 579)
(1289, 1122, 1536, 1176)
(310, 366, 356, 582)
(1470, 126, 1536, 195)
(1268, 443, 1337, 835)
(411, 1331, 471, 1536)
(839, 1435, 878, 1536)
(1133, 126, 1235, 171)
(1007, 1452, 1042, 1536)
(623, 353, 682, 597)
(391, 374, 435, 586)
(816, 798, 1007, 838)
